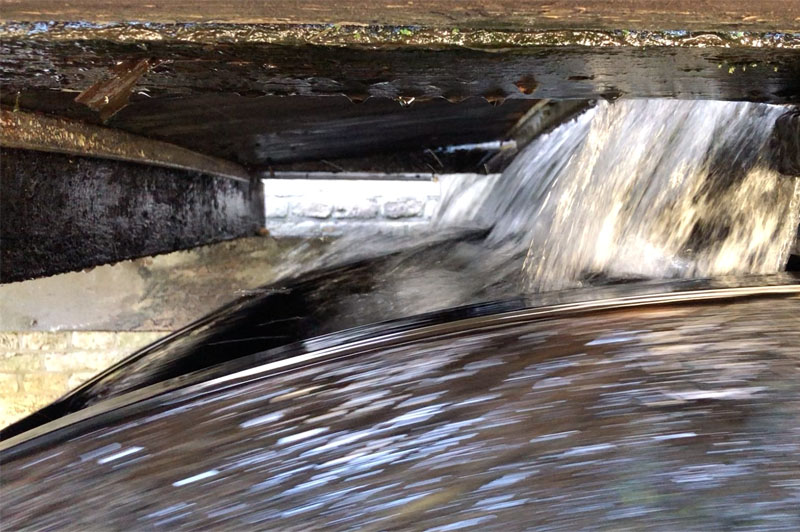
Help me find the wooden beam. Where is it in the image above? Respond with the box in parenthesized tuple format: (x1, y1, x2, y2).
(1, 147, 260, 283)
(3, 37, 799, 106)
(2, 1, 800, 31)
(1, 110, 251, 182)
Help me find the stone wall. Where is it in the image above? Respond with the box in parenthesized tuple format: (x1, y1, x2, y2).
(0, 236, 328, 431)
(263, 178, 441, 237)
(0, 331, 165, 428)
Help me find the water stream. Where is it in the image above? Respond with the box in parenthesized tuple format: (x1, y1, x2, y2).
(438, 99, 800, 292)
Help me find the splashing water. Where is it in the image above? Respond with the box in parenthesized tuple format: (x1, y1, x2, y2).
(457, 99, 800, 291)
(289, 98, 799, 322)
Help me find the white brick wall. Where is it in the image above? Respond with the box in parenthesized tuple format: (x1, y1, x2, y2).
(263, 179, 442, 237)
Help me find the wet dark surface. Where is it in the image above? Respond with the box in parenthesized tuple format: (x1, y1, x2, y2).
(2, 186, 796, 438)
(4, 38, 799, 104)
(0, 230, 494, 438)
(0, 92, 539, 173)
(3, 2, 800, 31)
(4, 2, 800, 31)
(6, 39, 798, 103)
(774, 109, 800, 176)
(2, 290, 799, 530)
(106, 96, 534, 167)
(3, 35, 800, 175)
(0, 148, 259, 283)
(0, 93, 539, 173)
(4, 33, 798, 176)
(1, 110, 251, 181)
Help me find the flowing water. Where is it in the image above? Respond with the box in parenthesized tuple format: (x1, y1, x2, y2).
(303, 98, 800, 323)
(438, 99, 800, 292)
(5, 292, 800, 530)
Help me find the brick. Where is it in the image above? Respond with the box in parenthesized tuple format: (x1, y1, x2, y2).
(0, 353, 43, 372)
(72, 351, 127, 372)
(43, 352, 88, 372)
(43, 350, 126, 373)
(20, 373, 70, 401)
(320, 223, 343, 235)
(143, 331, 167, 345)
(133, 332, 166, 348)
(0, 372, 19, 393)
(0, 395, 45, 428)
(290, 200, 333, 219)
(117, 332, 165, 351)
(332, 200, 380, 219)
(267, 220, 327, 238)
(71, 331, 116, 351)
(264, 200, 289, 218)
(383, 198, 424, 219)
(0, 332, 19, 351)
(18, 332, 70, 352)
(99, 351, 129, 370)
(68, 372, 98, 390)
(375, 221, 431, 236)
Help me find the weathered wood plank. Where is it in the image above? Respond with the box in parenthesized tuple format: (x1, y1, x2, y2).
(3, 38, 799, 105)
(0, 148, 260, 283)
(0, 110, 251, 182)
(2, 1, 800, 31)
(107, 96, 535, 166)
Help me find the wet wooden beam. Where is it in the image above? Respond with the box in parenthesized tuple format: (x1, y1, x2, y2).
(3, 1, 800, 32)
(108, 96, 535, 167)
(3, 37, 800, 108)
(1, 95, 535, 170)
(0, 148, 261, 283)
(0, 110, 251, 182)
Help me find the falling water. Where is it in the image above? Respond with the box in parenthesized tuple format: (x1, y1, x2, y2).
(446, 99, 800, 292)
(286, 99, 800, 322)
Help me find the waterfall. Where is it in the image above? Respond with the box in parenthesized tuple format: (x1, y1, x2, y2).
(446, 99, 800, 291)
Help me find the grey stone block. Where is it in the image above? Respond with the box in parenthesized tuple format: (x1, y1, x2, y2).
(267, 221, 328, 238)
(71, 331, 116, 351)
(332, 200, 380, 219)
(290, 200, 333, 219)
(383, 199, 425, 219)
(18, 332, 70, 352)
(264, 200, 289, 218)
(0, 333, 18, 352)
